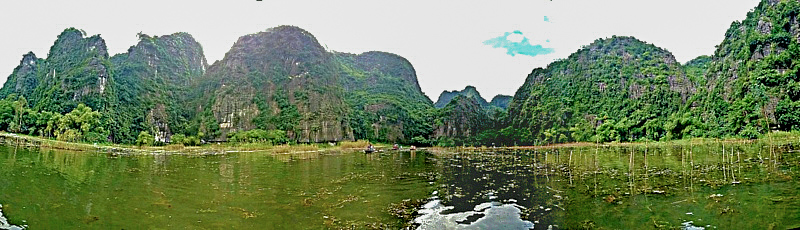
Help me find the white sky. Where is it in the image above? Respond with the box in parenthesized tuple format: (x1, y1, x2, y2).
(0, 0, 759, 101)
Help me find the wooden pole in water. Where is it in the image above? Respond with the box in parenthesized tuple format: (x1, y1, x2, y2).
(690, 142, 694, 201)
(629, 145, 635, 195)
(644, 142, 648, 171)
(594, 138, 599, 197)
(545, 151, 550, 182)
(569, 149, 573, 167)
(569, 149, 573, 186)
(644, 142, 648, 180)
(690, 142, 694, 168)
(723, 142, 727, 182)
(737, 150, 741, 182)
(681, 144, 686, 192)
(730, 148, 736, 182)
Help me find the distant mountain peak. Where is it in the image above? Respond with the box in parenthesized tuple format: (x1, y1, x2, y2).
(489, 95, 512, 109)
(49, 27, 109, 59)
(434, 85, 489, 108)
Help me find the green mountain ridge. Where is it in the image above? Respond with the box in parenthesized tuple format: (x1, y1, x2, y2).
(689, 0, 800, 137)
(110, 31, 208, 143)
(0, 26, 435, 144)
(31, 28, 115, 114)
(3, 0, 799, 146)
(433, 95, 487, 143)
(489, 95, 513, 109)
(194, 25, 351, 143)
(335, 51, 434, 143)
(434, 85, 512, 110)
(505, 0, 800, 144)
(507, 36, 692, 144)
(434, 86, 489, 108)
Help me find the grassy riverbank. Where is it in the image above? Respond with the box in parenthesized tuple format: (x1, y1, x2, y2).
(0, 132, 386, 155)
(3, 130, 800, 155)
(430, 131, 800, 152)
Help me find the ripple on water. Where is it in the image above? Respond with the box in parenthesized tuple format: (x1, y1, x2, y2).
(0, 204, 25, 230)
(414, 197, 534, 230)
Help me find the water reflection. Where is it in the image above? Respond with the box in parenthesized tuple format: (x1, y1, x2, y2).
(425, 143, 800, 229)
(0, 142, 798, 229)
(0, 204, 25, 230)
(0, 149, 436, 229)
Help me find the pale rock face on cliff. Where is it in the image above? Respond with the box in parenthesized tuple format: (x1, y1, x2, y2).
(0, 26, 434, 144)
(196, 25, 353, 142)
(0, 52, 43, 99)
(111, 32, 209, 143)
(2, 28, 116, 114)
(434, 95, 487, 139)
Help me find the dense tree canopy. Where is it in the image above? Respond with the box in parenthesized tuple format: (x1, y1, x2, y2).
(5, 2, 800, 148)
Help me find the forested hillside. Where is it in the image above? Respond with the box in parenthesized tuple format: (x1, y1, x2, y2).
(505, 0, 800, 145)
(0, 28, 114, 143)
(433, 95, 487, 145)
(193, 26, 435, 144)
(336, 51, 434, 144)
(193, 26, 352, 143)
(2, 0, 798, 147)
(0, 26, 435, 145)
(489, 95, 512, 110)
(689, 0, 800, 138)
(110, 32, 208, 143)
(507, 36, 691, 144)
(434, 86, 490, 108)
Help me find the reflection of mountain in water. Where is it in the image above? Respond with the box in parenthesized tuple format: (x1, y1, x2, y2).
(422, 143, 800, 229)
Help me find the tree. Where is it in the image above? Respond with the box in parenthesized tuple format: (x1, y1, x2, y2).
(170, 134, 186, 145)
(136, 131, 154, 146)
(11, 95, 27, 133)
(55, 104, 105, 142)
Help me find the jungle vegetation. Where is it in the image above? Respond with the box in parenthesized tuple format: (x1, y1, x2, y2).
(2, 0, 799, 147)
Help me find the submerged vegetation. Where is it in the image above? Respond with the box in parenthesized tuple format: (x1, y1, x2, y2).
(416, 140, 800, 229)
(1, 136, 797, 229)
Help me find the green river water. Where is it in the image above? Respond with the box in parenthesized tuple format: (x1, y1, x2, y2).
(0, 142, 799, 229)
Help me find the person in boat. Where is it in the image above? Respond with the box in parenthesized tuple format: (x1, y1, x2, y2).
(410, 145, 417, 150)
(366, 143, 375, 152)
(393, 143, 399, 150)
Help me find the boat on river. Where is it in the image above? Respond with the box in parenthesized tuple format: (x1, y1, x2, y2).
(365, 144, 376, 153)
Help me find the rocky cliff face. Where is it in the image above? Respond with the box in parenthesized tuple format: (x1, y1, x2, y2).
(0, 52, 43, 99)
(0, 26, 433, 144)
(508, 36, 689, 144)
(196, 26, 352, 142)
(110, 32, 208, 143)
(434, 95, 486, 139)
(344, 51, 424, 93)
(434, 86, 490, 108)
(697, 0, 800, 135)
(21, 28, 115, 114)
(336, 51, 434, 143)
